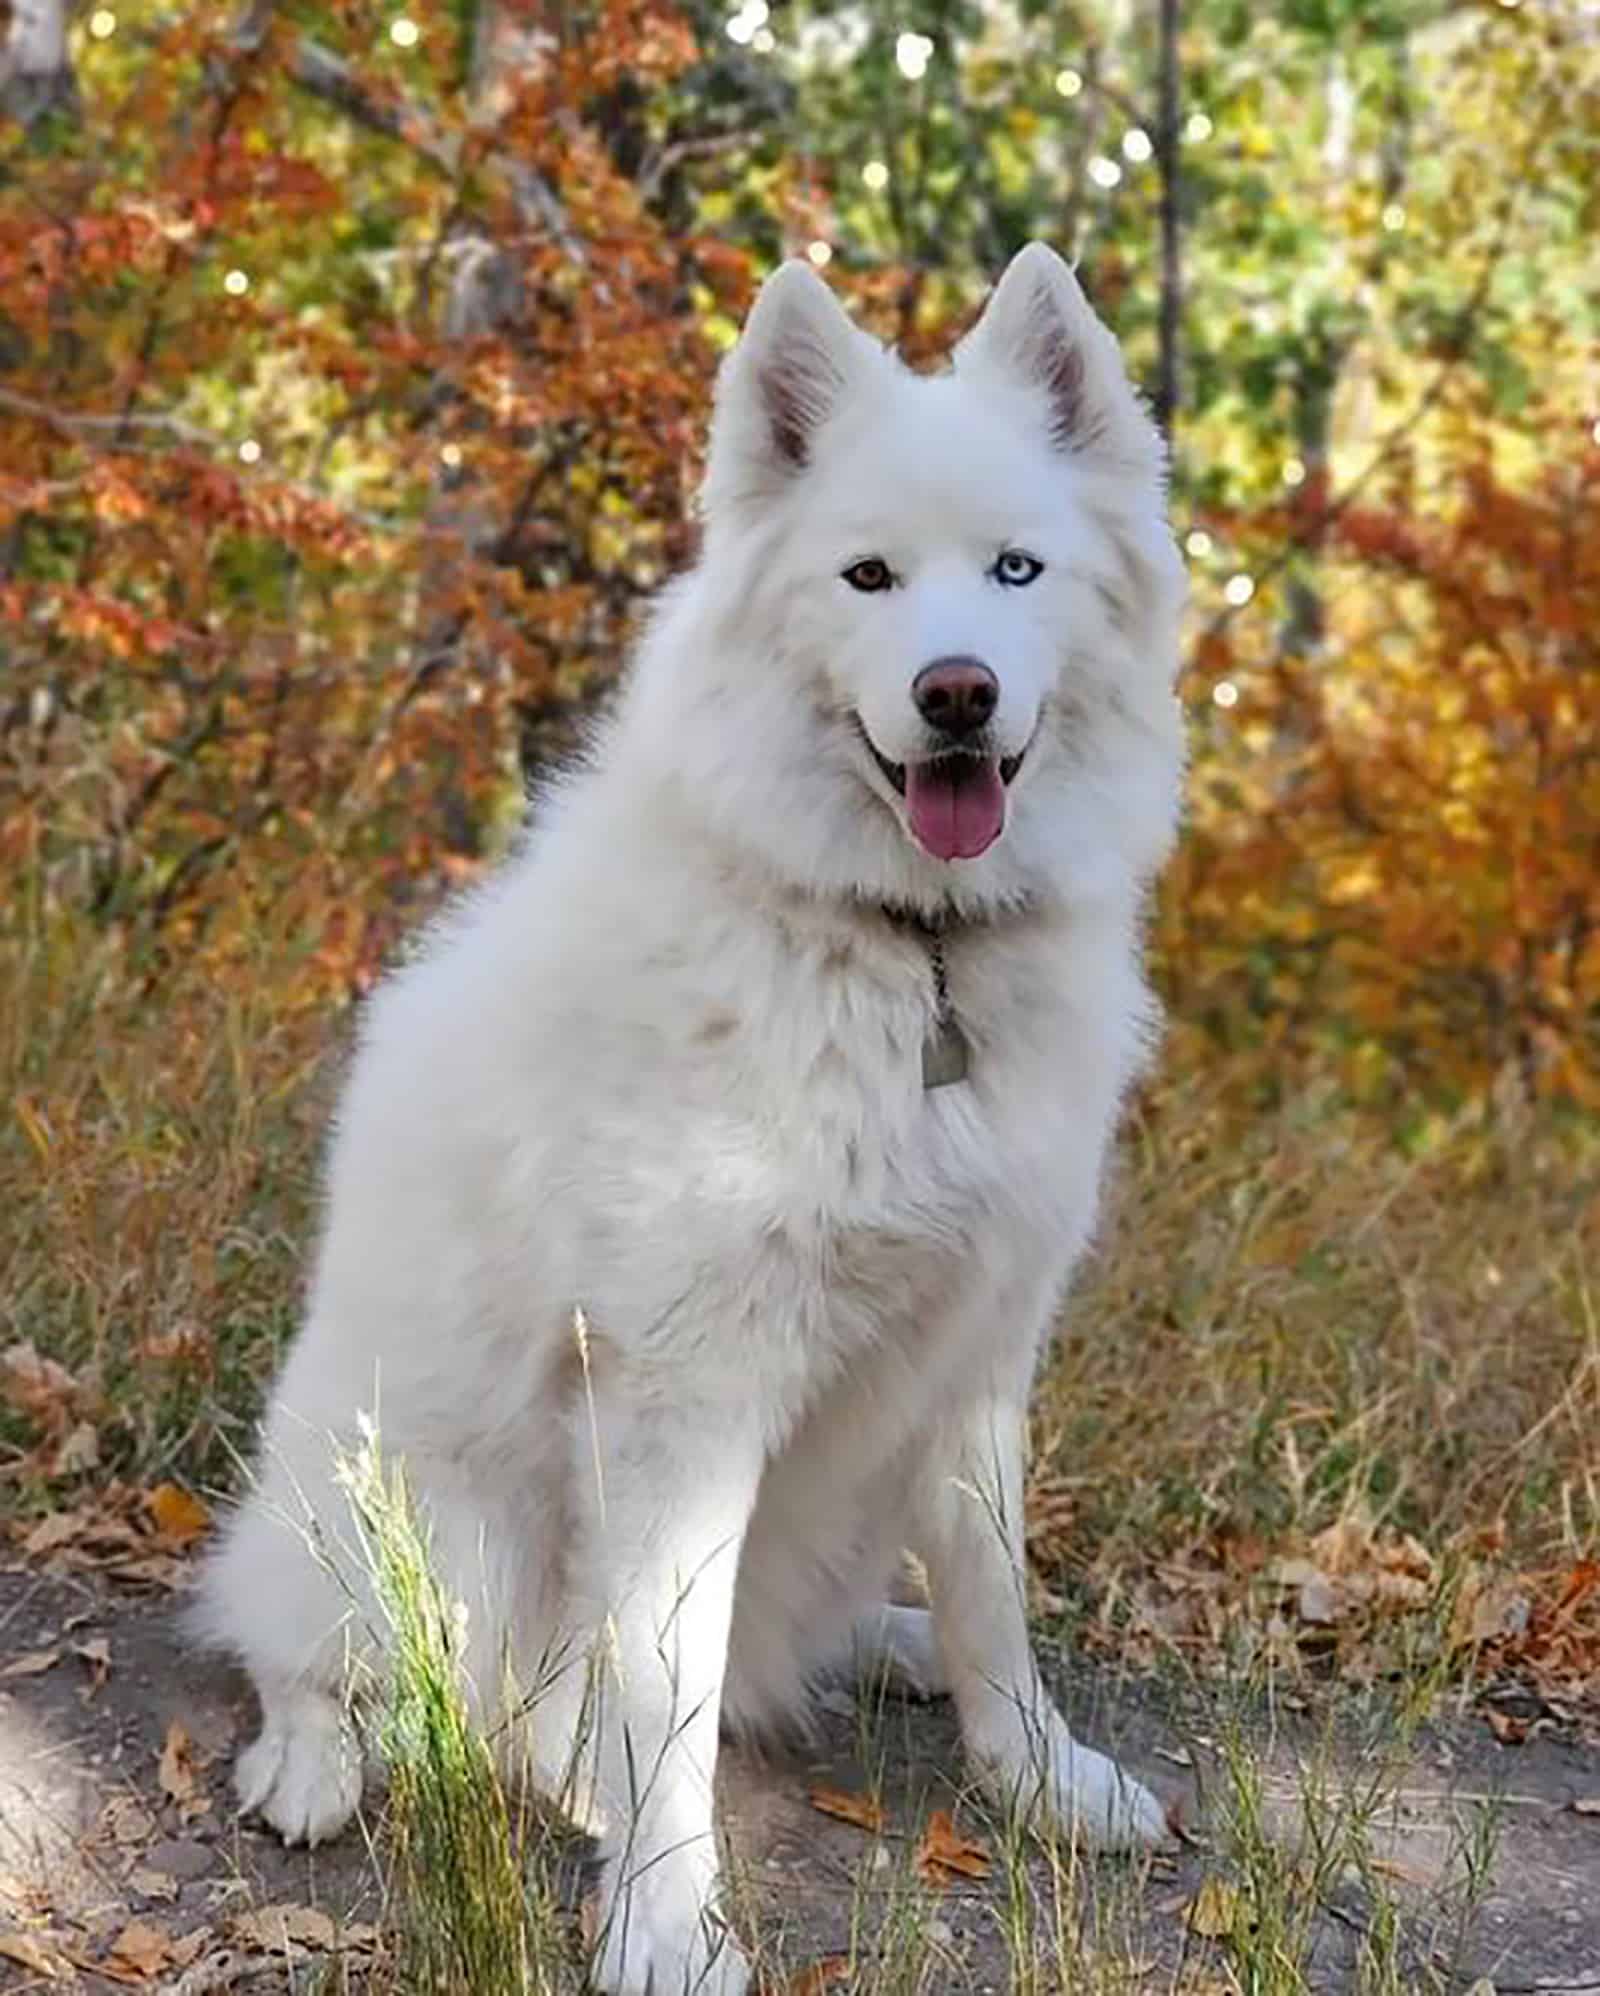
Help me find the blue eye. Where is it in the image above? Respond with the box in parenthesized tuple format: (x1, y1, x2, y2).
(842, 558, 896, 593)
(992, 550, 1044, 587)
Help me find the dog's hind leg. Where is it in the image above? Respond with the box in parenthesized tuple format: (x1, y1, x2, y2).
(849, 1602, 949, 1700)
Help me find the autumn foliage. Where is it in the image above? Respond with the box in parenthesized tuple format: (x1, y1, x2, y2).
(1, 0, 1595, 1125)
(3, 2, 731, 1004)
(1171, 421, 1600, 1107)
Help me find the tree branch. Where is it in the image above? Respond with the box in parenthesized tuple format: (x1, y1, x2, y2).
(284, 36, 585, 261)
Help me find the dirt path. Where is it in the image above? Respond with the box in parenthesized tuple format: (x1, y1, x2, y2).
(2, 1564, 1597, 1992)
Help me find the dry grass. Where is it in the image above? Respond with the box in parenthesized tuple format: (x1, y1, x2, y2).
(1034, 1068, 1599, 1657)
(6, 901, 1597, 1638)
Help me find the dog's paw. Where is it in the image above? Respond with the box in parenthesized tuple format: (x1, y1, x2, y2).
(236, 1688, 362, 1846)
(973, 1722, 1167, 1853)
(851, 1604, 949, 1701)
(1045, 1737, 1167, 1850)
(590, 1874, 750, 1996)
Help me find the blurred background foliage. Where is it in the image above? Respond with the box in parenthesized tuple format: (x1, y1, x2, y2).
(4, 0, 1598, 1113)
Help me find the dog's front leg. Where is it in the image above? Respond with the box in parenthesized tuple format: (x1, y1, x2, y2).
(911, 1391, 1166, 1851)
(574, 1396, 761, 1996)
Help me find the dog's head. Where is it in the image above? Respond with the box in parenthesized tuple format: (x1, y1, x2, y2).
(639, 242, 1185, 915)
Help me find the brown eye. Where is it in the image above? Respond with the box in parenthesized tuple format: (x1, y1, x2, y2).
(842, 558, 895, 593)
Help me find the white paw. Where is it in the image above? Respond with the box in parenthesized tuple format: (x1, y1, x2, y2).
(973, 1721, 1167, 1852)
(1047, 1736, 1168, 1850)
(591, 1871, 750, 1996)
(852, 1604, 949, 1701)
(236, 1688, 362, 1846)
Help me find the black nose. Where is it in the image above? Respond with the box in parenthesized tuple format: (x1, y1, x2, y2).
(913, 656, 999, 739)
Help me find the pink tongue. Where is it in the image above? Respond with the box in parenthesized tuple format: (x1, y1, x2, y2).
(904, 757, 1006, 861)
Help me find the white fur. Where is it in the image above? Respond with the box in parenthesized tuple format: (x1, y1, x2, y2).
(194, 243, 1186, 1994)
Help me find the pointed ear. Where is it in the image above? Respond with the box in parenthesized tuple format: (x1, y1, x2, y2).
(956, 242, 1163, 481)
(704, 260, 879, 512)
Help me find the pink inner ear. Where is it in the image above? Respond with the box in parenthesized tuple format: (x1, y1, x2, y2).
(1038, 338, 1093, 452)
(758, 362, 813, 468)
(752, 326, 852, 473)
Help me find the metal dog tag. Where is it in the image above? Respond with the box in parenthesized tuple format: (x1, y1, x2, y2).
(922, 1015, 970, 1089)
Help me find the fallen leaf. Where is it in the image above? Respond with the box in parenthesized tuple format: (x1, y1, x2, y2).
(768, 1957, 851, 1995)
(73, 1636, 111, 1693)
(22, 1511, 86, 1557)
(51, 1422, 101, 1476)
(1452, 1575, 1532, 1646)
(1484, 1708, 1530, 1746)
(1368, 1854, 1429, 1886)
(231, 1903, 336, 1952)
(1183, 1875, 1248, 1939)
(105, 1920, 173, 1977)
(228, 1903, 376, 1954)
(0, 1646, 62, 1679)
(1297, 1573, 1341, 1625)
(128, 1866, 180, 1903)
(2, 1343, 84, 1426)
(107, 1552, 189, 1591)
(145, 1483, 210, 1547)
(158, 1719, 209, 1819)
(807, 1784, 887, 1835)
(914, 1809, 991, 1885)
(99, 1796, 158, 1847)
(0, 1929, 74, 1978)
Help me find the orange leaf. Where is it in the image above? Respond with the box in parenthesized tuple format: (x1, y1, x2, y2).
(158, 1719, 206, 1814)
(146, 1482, 211, 1546)
(914, 1809, 991, 1885)
(765, 1956, 852, 1995)
(104, 1919, 174, 1979)
(807, 1785, 886, 1835)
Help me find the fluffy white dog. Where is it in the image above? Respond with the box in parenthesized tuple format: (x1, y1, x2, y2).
(196, 241, 1187, 1994)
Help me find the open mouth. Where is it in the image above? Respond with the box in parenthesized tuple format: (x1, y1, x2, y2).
(858, 723, 1026, 863)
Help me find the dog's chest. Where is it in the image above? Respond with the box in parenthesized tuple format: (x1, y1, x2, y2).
(751, 925, 1106, 1267)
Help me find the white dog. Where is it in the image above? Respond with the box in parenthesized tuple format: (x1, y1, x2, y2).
(195, 242, 1186, 1994)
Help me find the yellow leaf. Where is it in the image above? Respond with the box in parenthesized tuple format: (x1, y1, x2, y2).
(1184, 1875, 1248, 1938)
(0, 1931, 73, 1979)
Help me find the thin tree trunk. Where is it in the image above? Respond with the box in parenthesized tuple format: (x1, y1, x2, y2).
(1153, 0, 1182, 442)
(1, 0, 78, 125)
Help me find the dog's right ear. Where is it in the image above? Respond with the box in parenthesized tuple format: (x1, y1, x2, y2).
(704, 261, 877, 513)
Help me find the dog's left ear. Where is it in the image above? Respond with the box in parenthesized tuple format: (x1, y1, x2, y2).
(703, 260, 880, 517)
(956, 243, 1163, 484)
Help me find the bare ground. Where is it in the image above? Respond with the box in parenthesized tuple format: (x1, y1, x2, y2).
(2, 1563, 1598, 1993)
